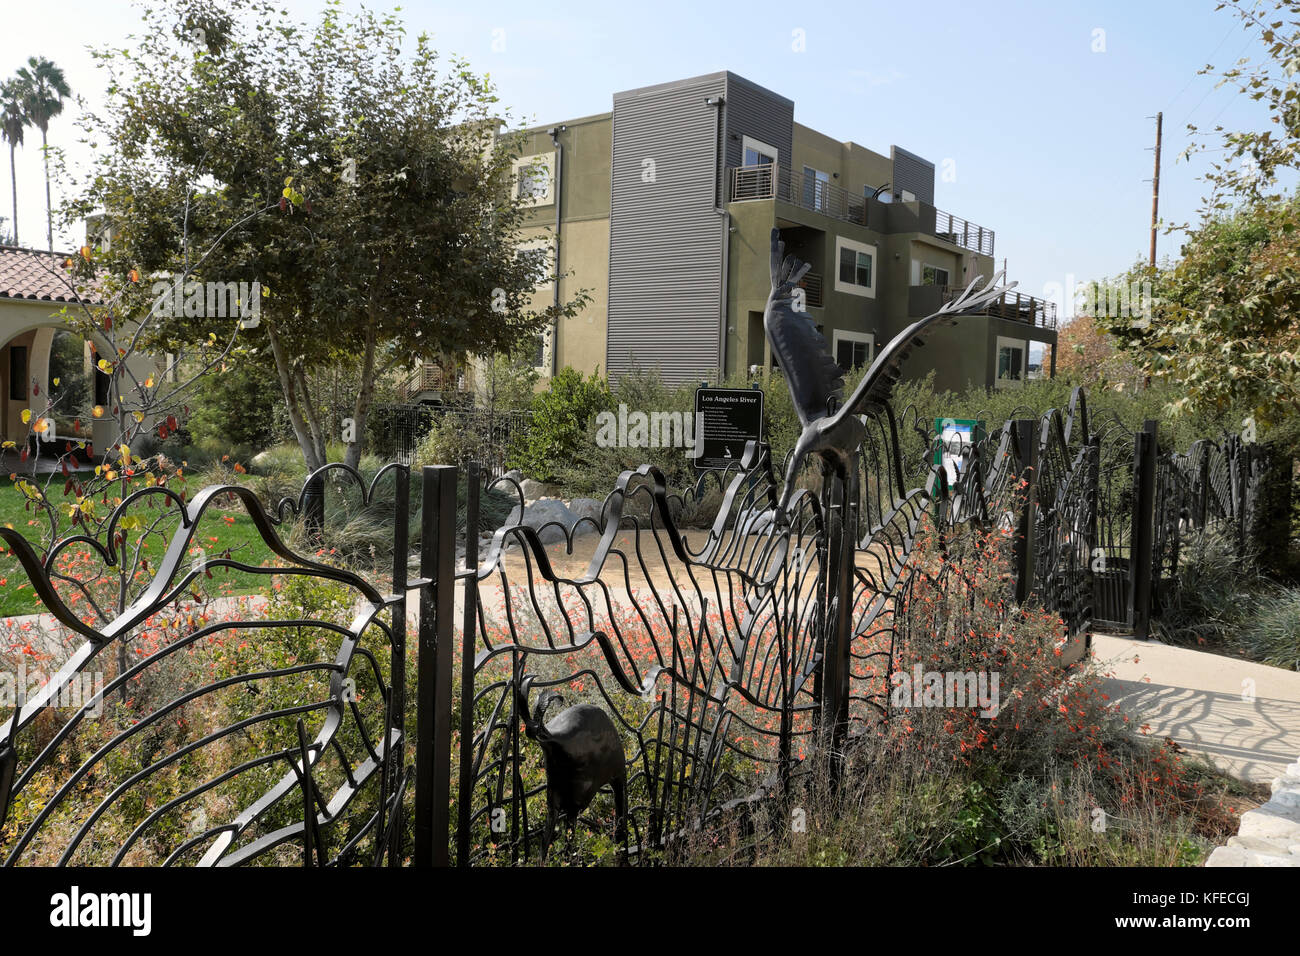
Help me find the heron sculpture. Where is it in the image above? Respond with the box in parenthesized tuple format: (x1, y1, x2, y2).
(763, 228, 1015, 737)
(764, 227, 1016, 516)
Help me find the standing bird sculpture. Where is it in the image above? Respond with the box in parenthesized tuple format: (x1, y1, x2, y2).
(764, 228, 1016, 516)
(515, 676, 628, 862)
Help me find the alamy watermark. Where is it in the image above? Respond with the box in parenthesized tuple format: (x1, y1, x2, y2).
(890, 665, 1000, 718)
(2, 659, 105, 718)
(150, 276, 261, 328)
(595, 404, 695, 449)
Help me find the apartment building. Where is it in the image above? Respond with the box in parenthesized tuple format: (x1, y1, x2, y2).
(497, 70, 1057, 396)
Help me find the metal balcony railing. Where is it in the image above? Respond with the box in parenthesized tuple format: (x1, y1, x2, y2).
(729, 163, 995, 256)
(401, 362, 473, 401)
(933, 209, 995, 256)
(797, 271, 823, 308)
(938, 285, 1057, 329)
(729, 163, 867, 226)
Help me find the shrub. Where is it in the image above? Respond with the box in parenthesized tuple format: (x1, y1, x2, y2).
(1154, 527, 1265, 649)
(1236, 588, 1300, 671)
(509, 366, 612, 481)
(185, 358, 287, 459)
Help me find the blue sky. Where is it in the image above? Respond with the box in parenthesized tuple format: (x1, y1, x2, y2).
(0, 0, 1284, 320)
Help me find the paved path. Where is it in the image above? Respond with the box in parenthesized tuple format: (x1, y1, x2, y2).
(1092, 634, 1300, 784)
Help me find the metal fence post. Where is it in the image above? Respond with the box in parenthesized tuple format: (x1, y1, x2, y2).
(383, 465, 410, 866)
(1197, 445, 1210, 530)
(303, 471, 325, 541)
(819, 454, 856, 775)
(1130, 421, 1158, 640)
(1012, 419, 1038, 605)
(414, 464, 457, 867)
(456, 462, 480, 866)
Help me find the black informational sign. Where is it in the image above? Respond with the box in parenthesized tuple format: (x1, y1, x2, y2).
(693, 386, 764, 471)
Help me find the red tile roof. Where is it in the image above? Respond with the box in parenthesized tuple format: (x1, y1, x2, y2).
(0, 245, 93, 304)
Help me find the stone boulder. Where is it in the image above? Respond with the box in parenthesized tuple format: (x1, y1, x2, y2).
(568, 497, 607, 534)
(520, 478, 560, 500)
(505, 499, 576, 545)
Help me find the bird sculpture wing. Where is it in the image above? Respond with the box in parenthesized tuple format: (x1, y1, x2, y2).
(763, 229, 845, 428)
(831, 267, 1018, 425)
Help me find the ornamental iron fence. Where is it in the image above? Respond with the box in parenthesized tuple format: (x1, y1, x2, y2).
(0, 233, 1290, 866)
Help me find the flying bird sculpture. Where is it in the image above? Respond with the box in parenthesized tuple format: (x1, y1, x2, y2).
(764, 228, 1016, 515)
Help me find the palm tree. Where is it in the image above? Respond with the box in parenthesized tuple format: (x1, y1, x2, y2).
(0, 80, 29, 248)
(16, 57, 70, 252)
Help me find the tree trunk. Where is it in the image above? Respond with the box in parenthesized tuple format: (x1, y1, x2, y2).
(295, 364, 328, 465)
(8, 142, 17, 246)
(343, 319, 379, 471)
(42, 129, 51, 253)
(266, 317, 323, 472)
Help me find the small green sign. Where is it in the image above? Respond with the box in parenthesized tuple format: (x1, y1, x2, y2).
(934, 417, 985, 483)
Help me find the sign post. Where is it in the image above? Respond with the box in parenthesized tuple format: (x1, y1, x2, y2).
(693, 386, 764, 471)
(934, 417, 985, 487)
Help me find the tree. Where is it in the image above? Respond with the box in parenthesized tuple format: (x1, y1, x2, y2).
(16, 57, 71, 253)
(0, 80, 28, 246)
(73, 0, 586, 472)
(1099, 1, 1300, 430)
(1055, 309, 1141, 389)
(1102, 198, 1300, 428)
(1184, 0, 1300, 210)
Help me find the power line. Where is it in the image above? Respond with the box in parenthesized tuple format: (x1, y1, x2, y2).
(1166, 22, 1236, 111)
(1181, 33, 1259, 129)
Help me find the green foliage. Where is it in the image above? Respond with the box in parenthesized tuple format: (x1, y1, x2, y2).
(509, 366, 612, 481)
(1237, 588, 1300, 671)
(72, 0, 588, 471)
(525, 360, 1264, 501)
(1098, 1, 1300, 429)
(412, 354, 536, 472)
(1155, 527, 1263, 649)
(186, 357, 287, 459)
(1099, 197, 1300, 431)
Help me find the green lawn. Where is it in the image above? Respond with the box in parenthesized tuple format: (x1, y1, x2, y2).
(0, 478, 279, 620)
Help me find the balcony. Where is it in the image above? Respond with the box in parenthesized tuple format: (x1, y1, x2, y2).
(728, 163, 996, 256)
(933, 209, 995, 257)
(796, 270, 823, 308)
(729, 163, 867, 226)
(910, 284, 1057, 330)
(400, 361, 474, 402)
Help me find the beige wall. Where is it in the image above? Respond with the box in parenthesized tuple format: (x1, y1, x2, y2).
(1, 298, 157, 454)
(510, 113, 613, 382)
(555, 216, 609, 375)
(791, 123, 893, 201)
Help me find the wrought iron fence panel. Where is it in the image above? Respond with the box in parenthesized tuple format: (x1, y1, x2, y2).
(1027, 390, 1097, 650)
(447, 441, 842, 864)
(0, 464, 412, 866)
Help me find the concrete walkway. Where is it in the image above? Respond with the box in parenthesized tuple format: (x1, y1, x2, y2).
(1093, 634, 1300, 784)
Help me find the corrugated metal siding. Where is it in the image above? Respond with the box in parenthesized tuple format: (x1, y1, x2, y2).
(607, 75, 728, 385)
(891, 146, 935, 205)
(722, 73, 794, 179)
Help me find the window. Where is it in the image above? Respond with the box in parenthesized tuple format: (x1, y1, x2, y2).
(996, 336, 1027, 387)
(515, 238, 555, 291)
(531, 326, 552, 373)
(834, 237, 876, 298)
(741, 135, 779, 167)
(8, 346, 27, 401)
(802, 166, 829, 212)
(512, 152, 554, 206)
(832, 331, 874, 372)
(921, 264, 949, 287)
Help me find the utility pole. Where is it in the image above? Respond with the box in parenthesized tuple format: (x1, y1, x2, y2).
(1149, 111, 1162, 268)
